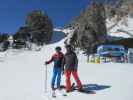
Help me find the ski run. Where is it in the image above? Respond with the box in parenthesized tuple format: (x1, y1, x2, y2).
(0, 38, 133, 100)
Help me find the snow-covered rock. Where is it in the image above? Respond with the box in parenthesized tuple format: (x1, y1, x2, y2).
(54, 28, 75, 45)
(107, 16, 133, 38)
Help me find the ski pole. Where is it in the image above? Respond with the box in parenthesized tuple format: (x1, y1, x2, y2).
(44, 63, 48, 93)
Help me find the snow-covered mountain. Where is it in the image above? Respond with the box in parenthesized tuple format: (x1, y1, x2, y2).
(107, 16, 133, 38)
(0, 37, 133, 100)
(61, 16, 133, 44)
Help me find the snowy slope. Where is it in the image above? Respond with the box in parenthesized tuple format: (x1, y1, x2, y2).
(0, 38, 133, 100)
(107, 16, 133, 38)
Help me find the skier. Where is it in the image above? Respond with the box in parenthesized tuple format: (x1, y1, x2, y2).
(63, 45, 82, 92)
(45, 46, 64, 92)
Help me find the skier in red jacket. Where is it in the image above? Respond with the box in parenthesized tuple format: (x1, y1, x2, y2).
(45, 46, 64, 91)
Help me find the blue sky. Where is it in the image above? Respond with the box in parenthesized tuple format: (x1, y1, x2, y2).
(0, 0, 91, 34)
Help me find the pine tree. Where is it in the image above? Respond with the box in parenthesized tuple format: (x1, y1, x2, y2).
(15, 10, 53, 46)
(68, 2, 107, 55)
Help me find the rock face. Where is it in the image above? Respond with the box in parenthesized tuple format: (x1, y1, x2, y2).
(68, 2, 107, 54)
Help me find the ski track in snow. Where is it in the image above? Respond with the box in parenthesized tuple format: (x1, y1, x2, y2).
(0, 39, 133, 100)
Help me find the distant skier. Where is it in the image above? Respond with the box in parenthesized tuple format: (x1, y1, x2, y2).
(45, 46, 64, 91)
(63, 45, 82, 92)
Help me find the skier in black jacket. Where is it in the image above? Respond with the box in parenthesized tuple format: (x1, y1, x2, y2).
(63, 45, 82, 92)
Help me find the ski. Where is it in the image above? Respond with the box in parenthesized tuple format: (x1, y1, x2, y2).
(71, 83, 76, 90)
(52, 90, 56, 98)
(50, 88, 68, 98)
(55, 89, 68, 97)
(58, 89, 67, 97)
(71, 83, 96, 94)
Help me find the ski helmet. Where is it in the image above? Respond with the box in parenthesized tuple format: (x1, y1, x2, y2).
(55, 46, 61, 51)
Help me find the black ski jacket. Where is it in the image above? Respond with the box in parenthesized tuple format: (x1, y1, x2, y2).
(63, 51, 78, 71)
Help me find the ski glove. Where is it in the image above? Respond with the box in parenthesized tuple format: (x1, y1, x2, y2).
(45, 61, 48, 65)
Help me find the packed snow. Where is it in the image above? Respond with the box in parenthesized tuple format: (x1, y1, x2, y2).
(0, 38, 133, 100)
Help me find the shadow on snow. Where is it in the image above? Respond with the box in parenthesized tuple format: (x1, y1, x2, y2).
(60, 83, 111, 94)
